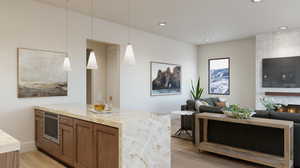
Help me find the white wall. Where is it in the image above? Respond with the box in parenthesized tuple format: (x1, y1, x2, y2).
(0, 0, 197, 152)
(198, 38, 256, 108)
(106, 45, 121, 108)
(120, 33, 198, 112)
(256, 29, 300, 109)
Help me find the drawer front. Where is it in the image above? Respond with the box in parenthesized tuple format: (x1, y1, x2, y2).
(59, 116, 74, 126)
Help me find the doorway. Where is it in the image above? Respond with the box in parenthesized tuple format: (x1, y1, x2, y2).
(86, 40, 120, 108)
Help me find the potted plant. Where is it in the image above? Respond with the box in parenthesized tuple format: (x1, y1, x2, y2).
(223, 104, 255, 119)
(191, 78, 204, 100)
(260, 97, 282, 112)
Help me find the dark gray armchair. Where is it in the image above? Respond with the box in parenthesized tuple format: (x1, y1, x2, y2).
(181, 99, 223, 143)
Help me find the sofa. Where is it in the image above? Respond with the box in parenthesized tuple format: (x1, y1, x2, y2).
(181, 99, 300, 168)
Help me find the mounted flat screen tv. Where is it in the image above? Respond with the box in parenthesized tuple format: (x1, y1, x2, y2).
(262, 56, 300, 88)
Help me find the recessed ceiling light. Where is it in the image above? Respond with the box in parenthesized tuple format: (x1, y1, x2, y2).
(158, 21, 167, 27)
(279, 26, 288, 30)
(251, 0, 262, 3)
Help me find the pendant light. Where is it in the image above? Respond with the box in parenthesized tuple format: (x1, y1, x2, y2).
(63, 0, 72, 71)
(87, 0, 98, 69)
(124, 0, 136, 65)
(87, 50, 98, 69)
(63, 57, 72, 71)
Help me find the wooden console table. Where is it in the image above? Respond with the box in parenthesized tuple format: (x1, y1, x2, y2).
(195, 113, 294, 168)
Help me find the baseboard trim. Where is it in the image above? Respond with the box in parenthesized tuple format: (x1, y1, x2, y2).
(21, 141, 36, 153)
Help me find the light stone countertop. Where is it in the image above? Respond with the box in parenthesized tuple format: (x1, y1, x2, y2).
(0, 129, 21, 154)
(34, 103, 168, 129)
(34, 103, 171, 168)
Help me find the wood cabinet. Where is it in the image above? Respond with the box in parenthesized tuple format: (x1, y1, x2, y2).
(35, 110, 60, 158)
(35, 110, 119, 168)
(35, 112, 43, 148)
(60, 117, 75, 167)
(0, 151, 19, 168)
(75, 120, 95, 168)
(94, 124, 119, 168)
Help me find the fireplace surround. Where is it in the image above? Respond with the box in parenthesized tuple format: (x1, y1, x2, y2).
(277, 104, 300, 113)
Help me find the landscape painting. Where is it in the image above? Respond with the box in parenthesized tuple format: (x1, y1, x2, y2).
(151, 62, 181, 96)
(18, 48, 68, 98)
(208, 58, 230, 95)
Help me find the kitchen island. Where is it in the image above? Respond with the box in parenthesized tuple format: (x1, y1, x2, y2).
(0, 129, 20, 168)
(34, 104, 170, 168)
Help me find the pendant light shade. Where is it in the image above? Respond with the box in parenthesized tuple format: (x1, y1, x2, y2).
(124, 43, 136, 65)
(63, 56, 72, 71)
(87, 50, 98, 69)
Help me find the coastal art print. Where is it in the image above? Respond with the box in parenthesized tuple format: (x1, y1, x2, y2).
(208, 58, 230, 95)
(151, 62, 181, 96)
(18, 48, 68, 98)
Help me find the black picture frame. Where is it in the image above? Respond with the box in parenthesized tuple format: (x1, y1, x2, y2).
(208, 57, 230, 95)
(150, 61, 182, 96)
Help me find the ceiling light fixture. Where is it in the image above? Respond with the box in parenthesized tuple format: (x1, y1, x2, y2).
(251, 0, 262, 3)
(124, 0, 136, 65)
(63, 0, 72, 71)
(279, 26, 288, 30)
(87, 0, 98, 69)
(158, 21, 167, 27)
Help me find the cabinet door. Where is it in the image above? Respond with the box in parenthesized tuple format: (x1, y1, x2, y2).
(34, 110, 60, 157)
(35, 115, 43, 148)
(75, 120, 95, 168)
(60, 124, 74, 167)
(94, 124, 119, 168)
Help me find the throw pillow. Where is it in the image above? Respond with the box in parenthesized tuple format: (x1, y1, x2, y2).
(203, 98, 214, 106)
(215, 101, 226, 108)
(203, 97, 220, 106)
(195, 100, 209, 112)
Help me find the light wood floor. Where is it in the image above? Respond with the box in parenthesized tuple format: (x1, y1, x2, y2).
(20, 151, 65, 168)
(171, 138, 269, 168)
(20, 138, 268, 168)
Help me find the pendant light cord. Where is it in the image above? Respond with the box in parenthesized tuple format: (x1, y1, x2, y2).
(128, 0, 131, 44)
(65, 0, 69, 57)
(91, 0, 94, 40)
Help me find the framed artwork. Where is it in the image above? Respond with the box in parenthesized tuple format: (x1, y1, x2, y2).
(17, 48, 68, 98)
(208, 58, 230, 95)
(151, 62, 181, 96)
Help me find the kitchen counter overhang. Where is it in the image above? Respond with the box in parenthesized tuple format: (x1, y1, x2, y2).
(0, 130, 20, 154)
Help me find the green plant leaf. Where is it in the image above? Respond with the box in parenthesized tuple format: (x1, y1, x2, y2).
(191, 91, 196, 100)
(191, 80, 195, 92)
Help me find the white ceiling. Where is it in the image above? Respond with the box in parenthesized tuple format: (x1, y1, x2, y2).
(36, 0, 300, 44)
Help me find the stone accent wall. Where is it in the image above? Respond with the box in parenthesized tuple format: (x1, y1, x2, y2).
(256, 29, 300, 109)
